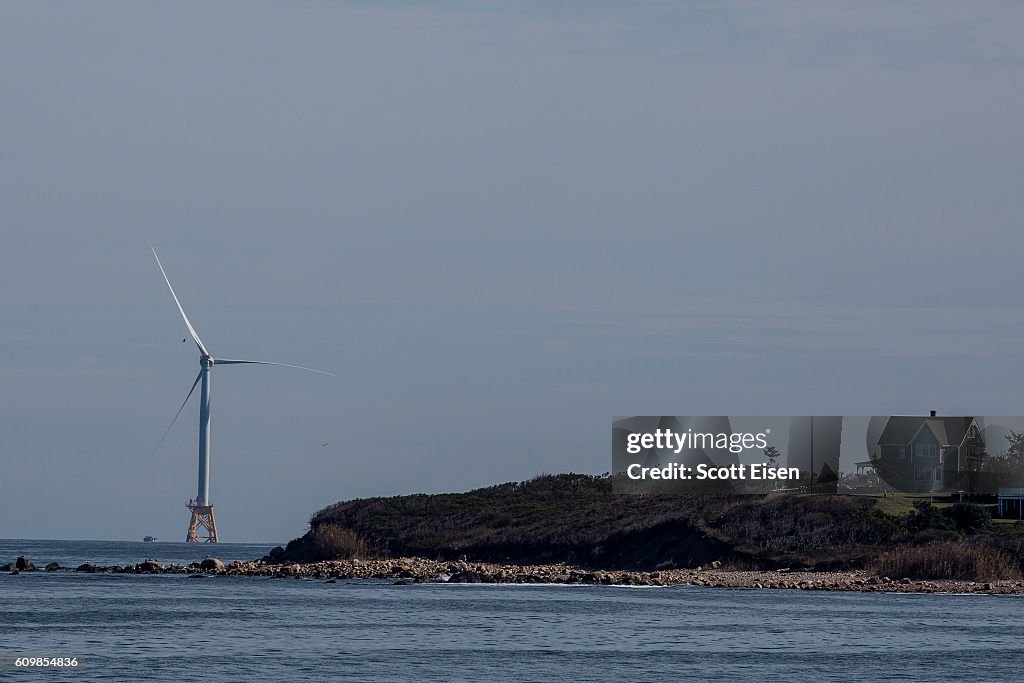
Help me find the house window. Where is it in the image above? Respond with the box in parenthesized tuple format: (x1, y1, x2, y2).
(898, 447, 906, 459)
(914, 444, 937, 459)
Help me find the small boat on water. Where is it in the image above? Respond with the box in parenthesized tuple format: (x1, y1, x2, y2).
(143, 536, 158, 542)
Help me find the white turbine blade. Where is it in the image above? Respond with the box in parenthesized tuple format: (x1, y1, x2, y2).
(148, 371, 203, 462)
(152, 247, 208, 356)
(215, 358, 334, 376)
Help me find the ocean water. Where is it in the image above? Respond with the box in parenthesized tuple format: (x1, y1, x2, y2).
(3, 541, 1024, 681)
(0, 538, 277, 570)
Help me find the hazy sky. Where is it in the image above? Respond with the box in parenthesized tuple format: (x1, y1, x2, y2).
(2, 1, 1024, 542)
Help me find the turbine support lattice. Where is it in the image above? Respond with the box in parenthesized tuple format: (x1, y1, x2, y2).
(185, 500, 218, 543)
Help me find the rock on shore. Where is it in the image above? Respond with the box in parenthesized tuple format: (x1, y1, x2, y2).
(200, 557, 225, 571)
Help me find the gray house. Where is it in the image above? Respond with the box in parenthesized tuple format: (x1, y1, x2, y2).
(875, 415, 985, 493)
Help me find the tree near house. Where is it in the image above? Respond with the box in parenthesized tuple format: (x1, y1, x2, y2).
(762, 446, 781, 491)
(974, 430, 1024, 491)
(1006, 430, 1024, 458)
(1000, 430, 1024, 485)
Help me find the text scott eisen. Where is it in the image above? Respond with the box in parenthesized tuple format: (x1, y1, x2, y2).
(626, 463, 801, 481)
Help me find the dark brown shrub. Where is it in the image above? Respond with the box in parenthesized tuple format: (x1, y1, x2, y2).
(909, 528, 958, 546)
(310, 525, 367, 560)
(873, 540, 1020, 581)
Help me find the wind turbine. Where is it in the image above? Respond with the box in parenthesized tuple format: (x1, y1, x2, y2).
(151, 248, 332, 542)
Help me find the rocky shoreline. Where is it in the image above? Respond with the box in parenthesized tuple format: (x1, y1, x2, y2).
(5, 554, 1024, 594)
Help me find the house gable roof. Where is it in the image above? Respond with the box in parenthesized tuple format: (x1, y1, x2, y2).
(912, 419, 947, 445)
(878, 416, 975, 447)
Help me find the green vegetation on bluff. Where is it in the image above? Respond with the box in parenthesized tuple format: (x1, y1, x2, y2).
(278, 473, 1024, 579)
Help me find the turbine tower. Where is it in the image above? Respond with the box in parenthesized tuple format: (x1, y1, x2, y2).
(152, 248, 331, 542)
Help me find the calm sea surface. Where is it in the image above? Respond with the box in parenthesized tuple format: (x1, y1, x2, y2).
(3, 540, 1024, 682)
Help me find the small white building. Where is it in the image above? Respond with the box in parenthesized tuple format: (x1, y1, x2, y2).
(997, 488, 1024, 519)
